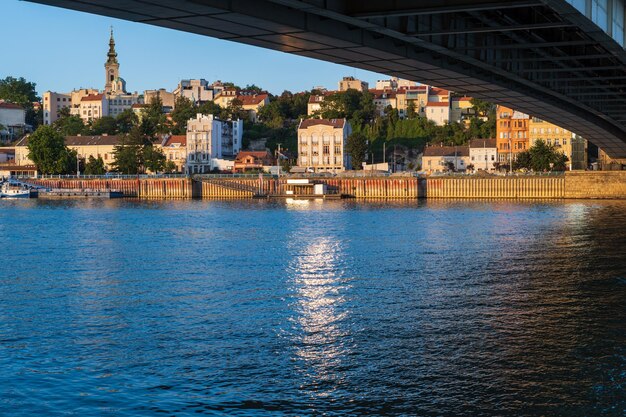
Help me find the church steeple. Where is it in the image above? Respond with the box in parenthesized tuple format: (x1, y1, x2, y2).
(104, 27, 121, 94)
(106, 27, 118, 65)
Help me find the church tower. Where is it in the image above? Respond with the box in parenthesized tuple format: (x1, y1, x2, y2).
(104, 28, 120, 94)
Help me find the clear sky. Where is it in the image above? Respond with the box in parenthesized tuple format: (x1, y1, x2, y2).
(2, 1, 388, 96)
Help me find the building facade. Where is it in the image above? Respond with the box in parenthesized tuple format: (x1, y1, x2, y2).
(233, 151, 274, 172)
(422, 145, 470, 173)
(185, 114, 243, 174)
(0, 102, 26, 143)
(297, 118, 351, 172)
(173, 79, 214, 104)
(159, 134, 187, 172)
(469, 138, 498, 171)
(13, 135, 120, 170)
(496, 105, 530, 164)
(338, 76, 368, 92)
(529, 117, 587, 170)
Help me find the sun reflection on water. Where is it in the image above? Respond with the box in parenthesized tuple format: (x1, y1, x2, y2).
(286, 232, 352, 397)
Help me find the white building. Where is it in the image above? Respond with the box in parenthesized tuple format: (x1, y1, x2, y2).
(75, 94, 109, 122)
(42, 91, 71, 125)
(107, 93, 142, 118)
(185, 113, 243, 174)
(0, 102, 26, 143)
(174, 79, 215, 104)
(469, 138, 498, 171)
(425, 102, 450, 126)
(297, 118, 351, 172)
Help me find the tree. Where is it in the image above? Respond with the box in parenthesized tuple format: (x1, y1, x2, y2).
(406, 101, 417, 119)
(169, 96, 197, 134)
(163, 160, 177, 173)
(223, 98, 246, 121)
(53, 112, 85, 136)
(346, 132, 368, 170)
(111, 126, 148, 174)
(84, 155, 106, 175)
(89, 116, 118, 135)
(27, 125, 77, 174)
(111, 139, 143, 174)
(198, 101, 222, 117)
(142, 145, 166, 173)
(0, 76, 41, 127)
(513, 140, 569, 172)
(116, 109, 138, 134)
(140, 97, 169, 137)
(243, 84, 264, 94)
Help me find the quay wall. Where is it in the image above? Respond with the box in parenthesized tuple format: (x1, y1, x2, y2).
(564, 171, 626, 199)
(425, 176, 565, 198)
(28, 173, 626, 199)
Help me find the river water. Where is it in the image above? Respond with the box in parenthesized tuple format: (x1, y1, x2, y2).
(0, 199, 625, 416)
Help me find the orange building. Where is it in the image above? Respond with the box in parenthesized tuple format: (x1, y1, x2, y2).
(496, 105, 530, 164)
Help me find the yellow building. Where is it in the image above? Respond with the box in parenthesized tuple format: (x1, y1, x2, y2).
(159, 135, 187, 172)
(338, 76, 368, 92)
(297, 118, 351, 172)
(529, 117, 587, 170)
(13, 135, 121, 170)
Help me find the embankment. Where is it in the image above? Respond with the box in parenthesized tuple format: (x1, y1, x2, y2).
(28, 171, 626, 199)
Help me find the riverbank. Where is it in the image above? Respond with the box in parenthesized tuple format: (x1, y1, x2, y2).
(24, 171, 626, 200)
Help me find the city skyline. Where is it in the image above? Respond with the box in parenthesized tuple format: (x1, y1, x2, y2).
(3, 1, 387, 96)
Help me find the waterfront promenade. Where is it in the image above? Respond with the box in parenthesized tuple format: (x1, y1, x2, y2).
(25, 171, 626, 200)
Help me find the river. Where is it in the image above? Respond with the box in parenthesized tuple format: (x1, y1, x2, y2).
(0, 199, 625, 416)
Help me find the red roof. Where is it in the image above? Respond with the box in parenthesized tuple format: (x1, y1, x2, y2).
(369, 89, 397, 99)
(452, 96, 473, 101)
(426, 102, 450, 107)
(237, 94, 269, 106)
(163, 135, 186, 147)
(430, 87, 450, 96)
(423, 145, 469, 157)
(235, 151, 272, 161)
(299, 118, 346, 129)
(81, 94, 105, 102)
(131, 103, 148, 109)
(0, 102, 23, 110)
(469, 138, 497, 148)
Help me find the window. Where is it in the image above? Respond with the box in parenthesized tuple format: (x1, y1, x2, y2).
(563, 139, 567, 145)
(323, 145, 329, 155)
(335, 146, 341, 154)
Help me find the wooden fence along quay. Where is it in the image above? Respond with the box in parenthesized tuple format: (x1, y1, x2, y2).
(26, 171, 626, 200)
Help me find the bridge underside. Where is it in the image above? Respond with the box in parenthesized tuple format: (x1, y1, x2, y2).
(28, 0, 626, 157)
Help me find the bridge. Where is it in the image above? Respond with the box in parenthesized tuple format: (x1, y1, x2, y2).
(27, 0, 626, 157)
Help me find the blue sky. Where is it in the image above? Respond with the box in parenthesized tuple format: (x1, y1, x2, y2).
(2, 1, 387, 96)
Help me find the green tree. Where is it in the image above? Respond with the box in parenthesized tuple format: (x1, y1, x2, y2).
(142, 145, 166, 173)
(513, 140, 568, 171)
(346, 132, 368, 170)
(52, 111, 85, 136)
(0, 76, 41, 127)
(27, 125, 77, 174)
(140, 97, 169, 137)
(244, 84, 264, 94)
(163, 160, 177, 173)
(223, 98, 246, 121)
(111, 139, 143, 174)
(406, 101, 417, 119)
(169, 96, 197, 134)
(197, 101, 222, 117)
(84, 155, 106, 175)
(116, 109, 138, 133)
(89, 116, 118, 135)
(111, 126, 150, 174)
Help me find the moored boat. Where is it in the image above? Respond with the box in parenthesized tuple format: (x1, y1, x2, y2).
(0, 180, 36, 198)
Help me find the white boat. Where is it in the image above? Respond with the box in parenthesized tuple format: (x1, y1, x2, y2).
(0, 180, 34, 198)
